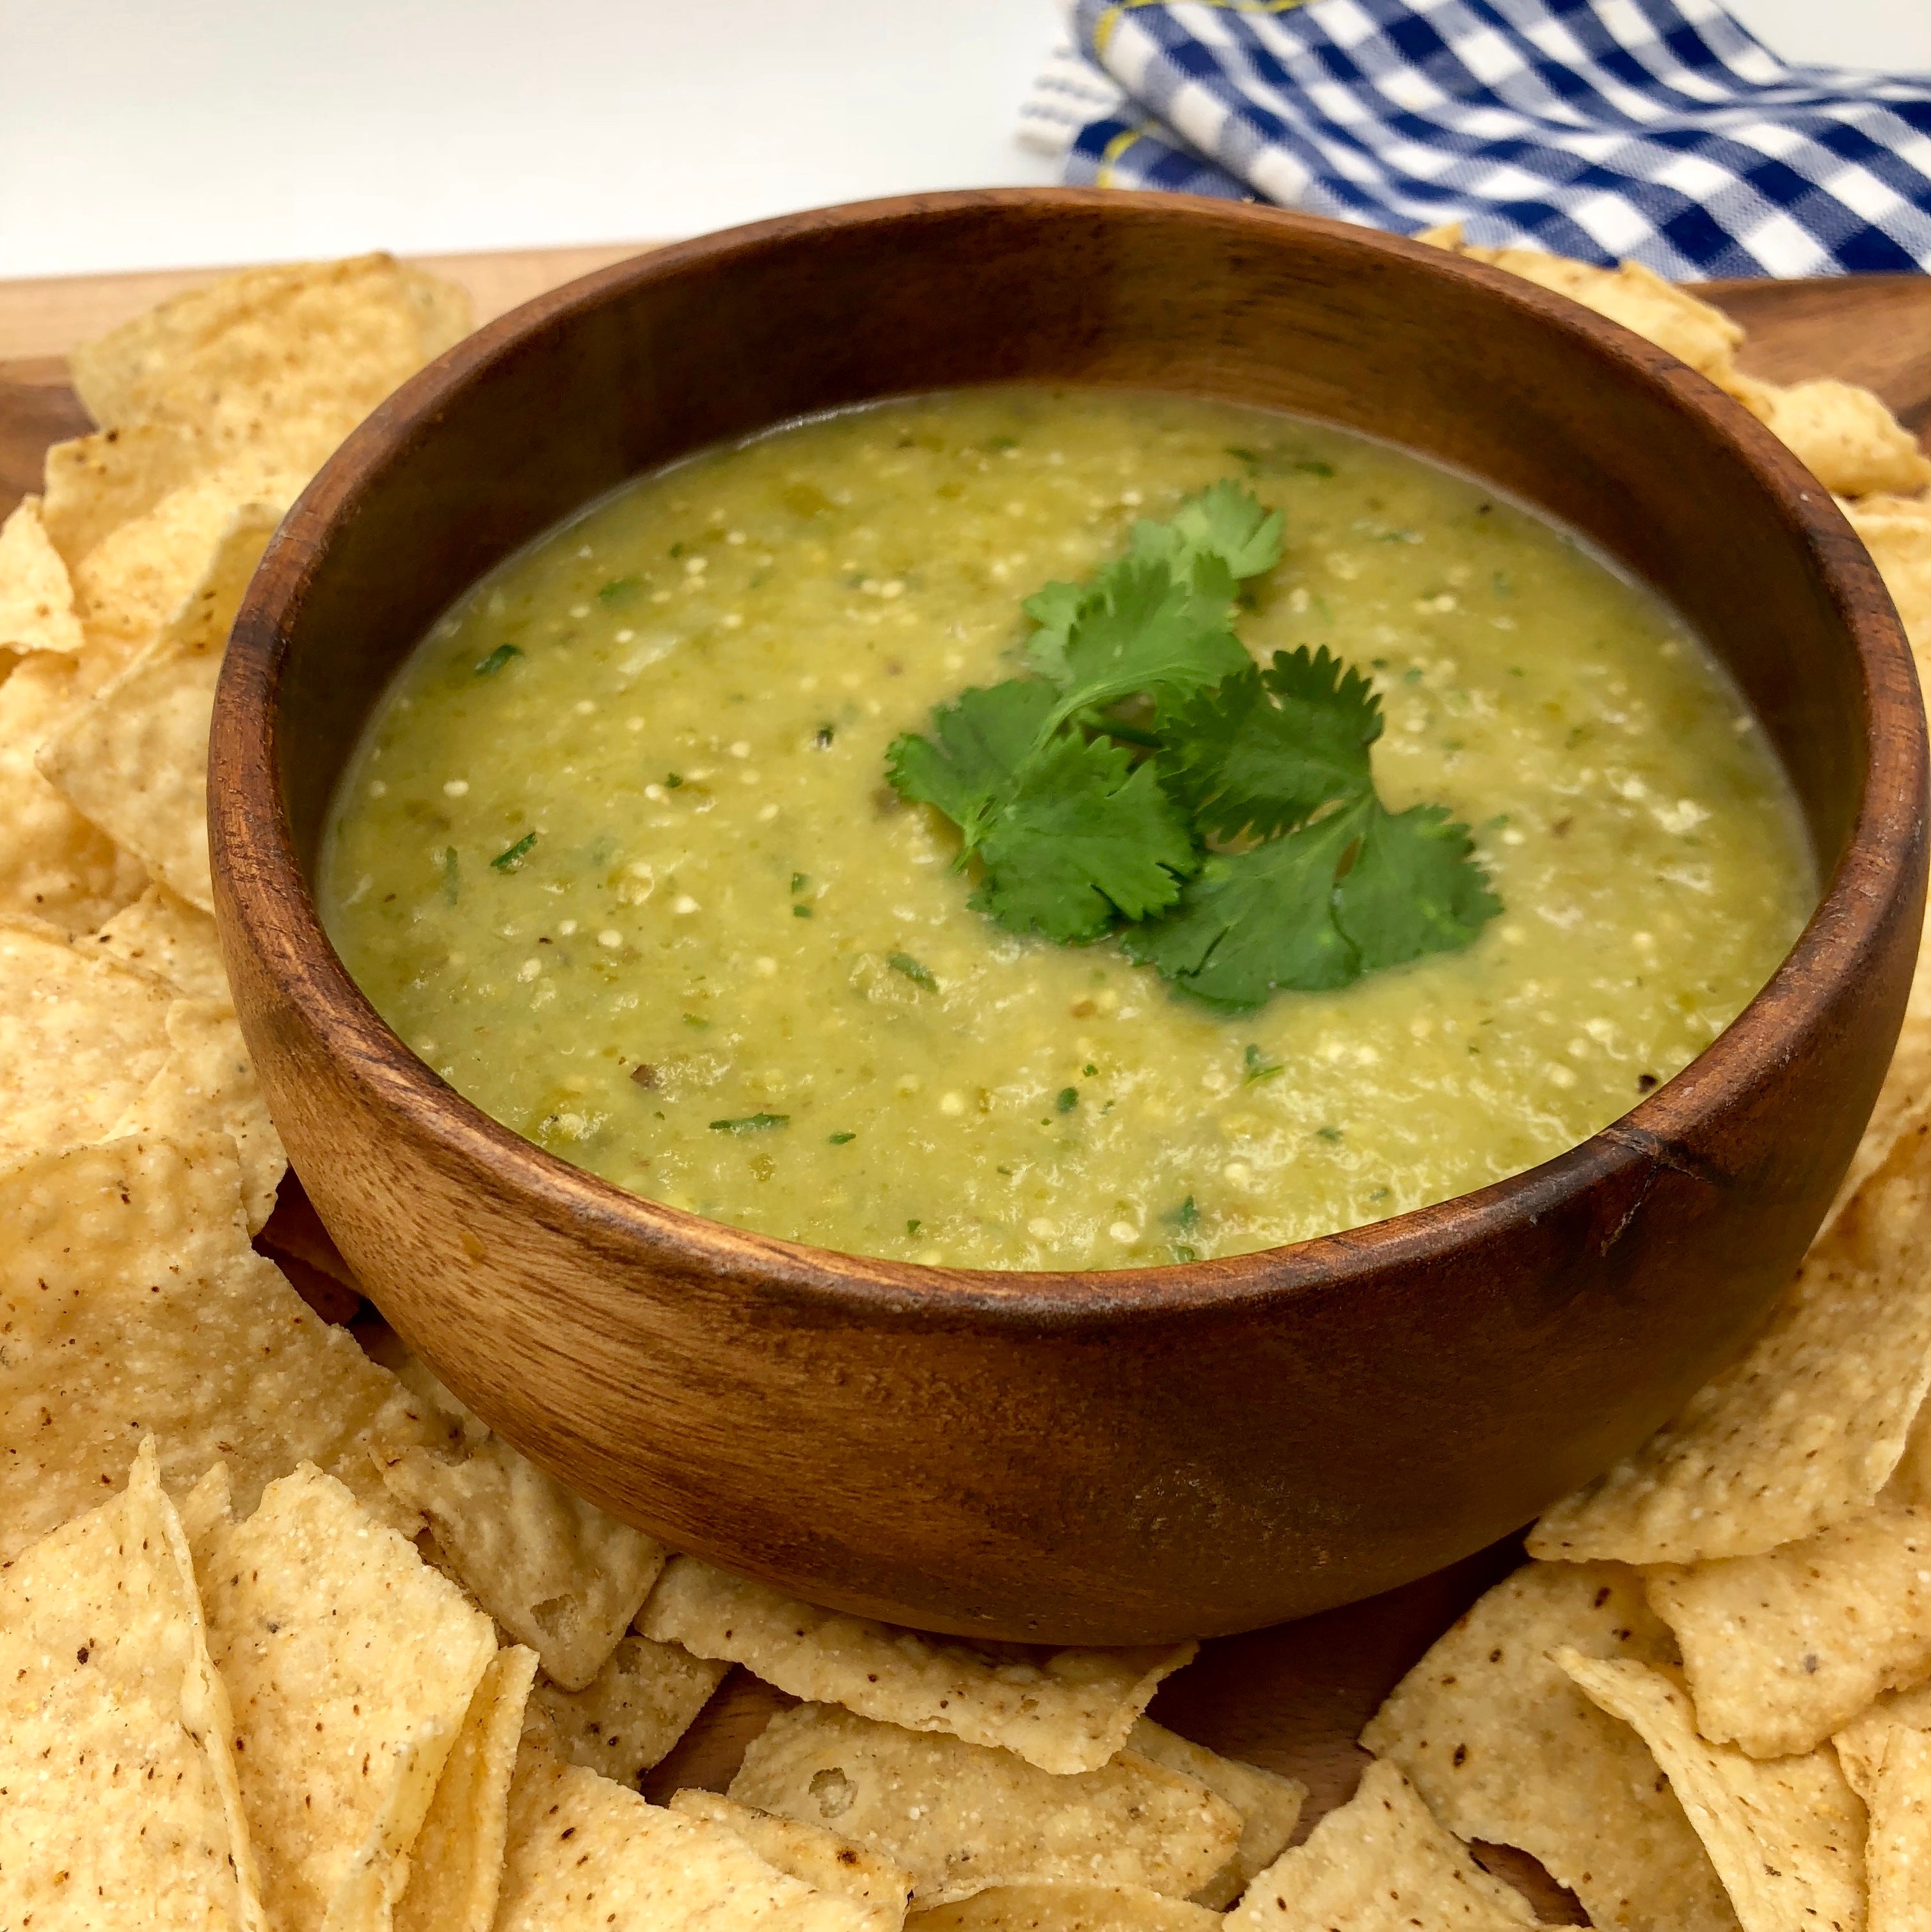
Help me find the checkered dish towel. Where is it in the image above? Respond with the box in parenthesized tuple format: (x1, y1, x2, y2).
(1017, 0, 1931, 276)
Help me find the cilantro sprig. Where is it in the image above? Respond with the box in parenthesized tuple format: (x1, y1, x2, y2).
(886, 482, 1500, 1010)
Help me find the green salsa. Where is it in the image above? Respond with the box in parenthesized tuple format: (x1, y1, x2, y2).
(321, 388, 1814, 1270)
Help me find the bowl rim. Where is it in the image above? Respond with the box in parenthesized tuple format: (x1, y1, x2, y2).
(214, 185, 1927, 1324)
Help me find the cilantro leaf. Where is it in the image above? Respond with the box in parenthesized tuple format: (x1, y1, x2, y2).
(1334, 802, 1501, 970)
(1160, 647, 1382, 842)
(1129, 479, 1283, 580)
(1021, 579, 1086, 683)
(1127, 795, 1498, 1009)
(973, 731, 1196, 942)
(1124, 806, 1365, 1006)
(1047, 555, 1249, 721)
(886, 679, 1057, 850)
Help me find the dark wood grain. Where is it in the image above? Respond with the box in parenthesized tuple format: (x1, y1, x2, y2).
(0, 355, 90, 519)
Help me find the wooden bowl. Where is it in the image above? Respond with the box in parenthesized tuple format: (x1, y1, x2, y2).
(211, 189, 1927, 1644)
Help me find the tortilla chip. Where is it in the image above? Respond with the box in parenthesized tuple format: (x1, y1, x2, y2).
(39, 422, 219, 567)
(1442, 243, 1745, 386)
(395, 1643, 539, 1932)
(0, 1437, 261, 1931)
(374, 1354, 665, 1691)
(1648, 1500, 1931, 1759)
(0, 651, 146, 931)
(1127, 1720, 1307, 1910)
(495, 1717, 878, 1932)
(0, 912, 175, 1159)
(70, 254, 473, 477)
(638, 1556, 1193, 1775)
(1362, 1560, 1736, 1932)
(1839, 1685, 1931, 1805)
(671, 1789, 915, 1931)
(1861, 1724, 1931, 1932)
(199, 1464, 498, 1932)
(66, 464, 296, 684)
(0, 496, 83, 654)
(1558, 1652, 1866, 1932)
(1226, 1757, 1543, 1932)
(1845, 493, 1931, 681)
(1735, 378, 1931, 500)
(115, 995, 285, 1231)
(89, 880, 229, 999)
(909, 1882, 1223, 1932)
(728, 1703, 1241, 1904)
(42, 496, 282, 910)
(1530, 1119, 1931, 1564)
(532, 1631, 729, 1787)
(0, 1131, 435, 1559)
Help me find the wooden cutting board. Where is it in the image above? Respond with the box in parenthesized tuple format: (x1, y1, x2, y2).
(4, 245, 1928, 1918)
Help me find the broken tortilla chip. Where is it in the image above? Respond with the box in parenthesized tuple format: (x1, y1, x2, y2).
(639, 1555, 1194, 1775)
(1558, 1652, 1866, 1932)
(0, 1132, 433, 1558)
(1226, 1757, 1545, 1932)
(1648, 1500, 1931, 1759)
(0, 651, 146, 931)
(1838, 1683, 1931, 1805)
(1127, 1720, 1306, 1910)
(1530, 1118, 1931, 1564)
(532, 1630, 729, 1789)
(42, 495, 283, 910)
(670, 1789, 916, 1932)
(495, 1716, 878, 1932)
(88, 879, 228, 998)
(395, 1643, 539, 1932)
(198, 1464, 498, 1932)
(70, 253, 472, 478)
(114, 994, 285, 1231)
(909, 1882, 1223, 1932)
(0, 1437, 261, 1931)
(728, 1702, 1241, 1904)
(0, 496, 84, 655)
(1362, 1560, 1737, 1932)
(1733, 378, 1931, 500)
(1863, 1723, 1931, 1932)
(0, 912, 175, 1161)
(375, 1382, 666, 1691)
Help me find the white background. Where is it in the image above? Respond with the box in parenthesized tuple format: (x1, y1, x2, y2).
(2, 0, 1928, 280)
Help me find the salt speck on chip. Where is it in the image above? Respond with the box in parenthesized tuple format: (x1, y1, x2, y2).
(728, 1702, 1241, 1904)
(1225, 1757, 1545, 1932)
(0, 1131, 433, 1558)
(0, 1436, 261, 1931)
(1530, 1120, 1931, 1565)
(1361, 1560, 1735, 1932)
(639, 1555, 1195, 1775)
(196, 1463, 499, 1932)
(1557, 1651, 1866, 1932)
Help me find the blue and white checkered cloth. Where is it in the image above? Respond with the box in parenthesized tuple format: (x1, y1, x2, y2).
(1017, 0, 1931, 276)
